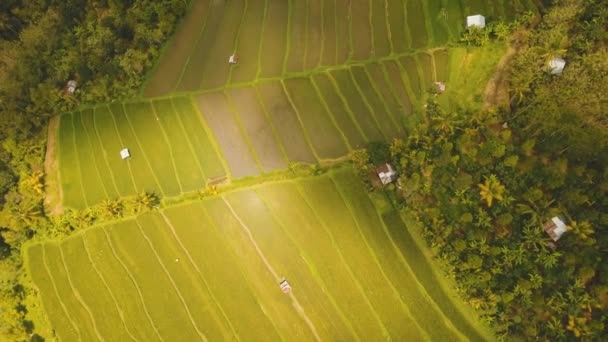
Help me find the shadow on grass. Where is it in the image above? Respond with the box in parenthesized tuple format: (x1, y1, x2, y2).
(381, 210, 487, 342)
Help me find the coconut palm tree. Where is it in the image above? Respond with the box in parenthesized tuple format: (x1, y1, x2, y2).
(478, 174, 506, 207)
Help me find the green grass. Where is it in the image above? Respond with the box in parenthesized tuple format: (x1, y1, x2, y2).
(123, 102, 182, 196)
(364, 62, 407, 136)
(297, 177, 424, 339)
(329, 68, 385, 142)
(433, 48, 450, 82)
(417, 52, 436, 90)
(79, 109, 120, 199)
(387, 0, 410, 52)
(71, 111, 107, 205)
(224, 189, 351, 340)
(380, 211, 486, 341)
(171, 96, 227, 180)
(310, 72, 367, 149)
(109, 103, 164, 196)
(26, 244, 80, 341)
(92, 106, 137, 197)
(164, 203, 286, 340)
(406, 0, 429, 48)
(350, 66, 401, 139)
(331, 170, 464, 341)
(382, 59, 416, 112)
(444, 0, 466, 38)
(42, 243, 100, 341)
(57, 113, 87, 209)
(441, 44, 507, 110)
(30, 169, 491, 340)
(399, 55, 424, 97)
(426, 0, 451, 45)
(59, 236, 135, 340)
(228, 0, 266, 84)
(105, 221, 204, 340)
(283, 77, 349, 159)
(82, 227, 162, 341)
(151, 99, 206, 190)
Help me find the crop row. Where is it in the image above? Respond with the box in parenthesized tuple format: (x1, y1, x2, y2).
(144, 0, 539, 96)
(29, 169, 481, 340)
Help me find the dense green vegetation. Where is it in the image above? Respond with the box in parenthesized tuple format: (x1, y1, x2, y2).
(351, 1, 607, 339)
(0, 0, 187, 339)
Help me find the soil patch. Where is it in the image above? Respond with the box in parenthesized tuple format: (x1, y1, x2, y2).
(43, 116, 64, 215)
(483, 45, 516, 111)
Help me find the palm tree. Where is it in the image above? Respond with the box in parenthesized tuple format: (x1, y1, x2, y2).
(97, 199, 124, 220)
(131, 191, 158, 214)
(478, 174, 506, 207)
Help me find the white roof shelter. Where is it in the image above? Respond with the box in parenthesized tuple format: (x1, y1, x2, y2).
(548, 58, 566, 75)
(377, 163, 398, 185)
(544, 216, 567, 242)
(120, 148, 131, 160)
(66, 80, 77, 94)
(466, 15, 486, 28)
(434, 81, 446, 94)
(279, 279, 291, 294)
(228, 54, 238, 64)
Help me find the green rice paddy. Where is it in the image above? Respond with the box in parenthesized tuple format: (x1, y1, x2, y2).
(37, 0, 541, 340)
(29, 169, 487, 341)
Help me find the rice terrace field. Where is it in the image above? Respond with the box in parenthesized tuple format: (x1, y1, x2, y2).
(34, 0, 542, 340)
(29, 169, 488, 341)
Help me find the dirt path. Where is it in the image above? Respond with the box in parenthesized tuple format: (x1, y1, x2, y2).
(222, 198, 322, 342)
(43, 116, 64, 215)
(483, 45, 516, 111)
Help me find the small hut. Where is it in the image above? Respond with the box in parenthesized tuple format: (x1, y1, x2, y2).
(279, 279, 291, 294)
(466, 15, 486, 28)
(434, 81, 446, 94)
(376, 163, 398, 186)
(228, 53, 239, 64)
(120, 148, 131, 160)
(548, 58, 566, 75)
(66, 80, 78, 94)
(543, 216, 568, 242)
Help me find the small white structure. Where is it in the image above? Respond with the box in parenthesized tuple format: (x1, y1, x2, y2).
(543, 216, 568, 242)
(548, 58, 566, 75)
(66, 80, 78, 94)
(376, 163, 398, 186)
(228, 53, 238, 64)
(434, 81, 446, 94)
(120, 148, 131, 160)
(466, 15, 486, 28)
(279, 279, 291, 294)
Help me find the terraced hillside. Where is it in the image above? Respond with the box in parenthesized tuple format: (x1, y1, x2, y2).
(143, 0, 540, 96)
(28, 168, 487, 341)
(35, 1, 541, 340)
(56, 45, 508, 209)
